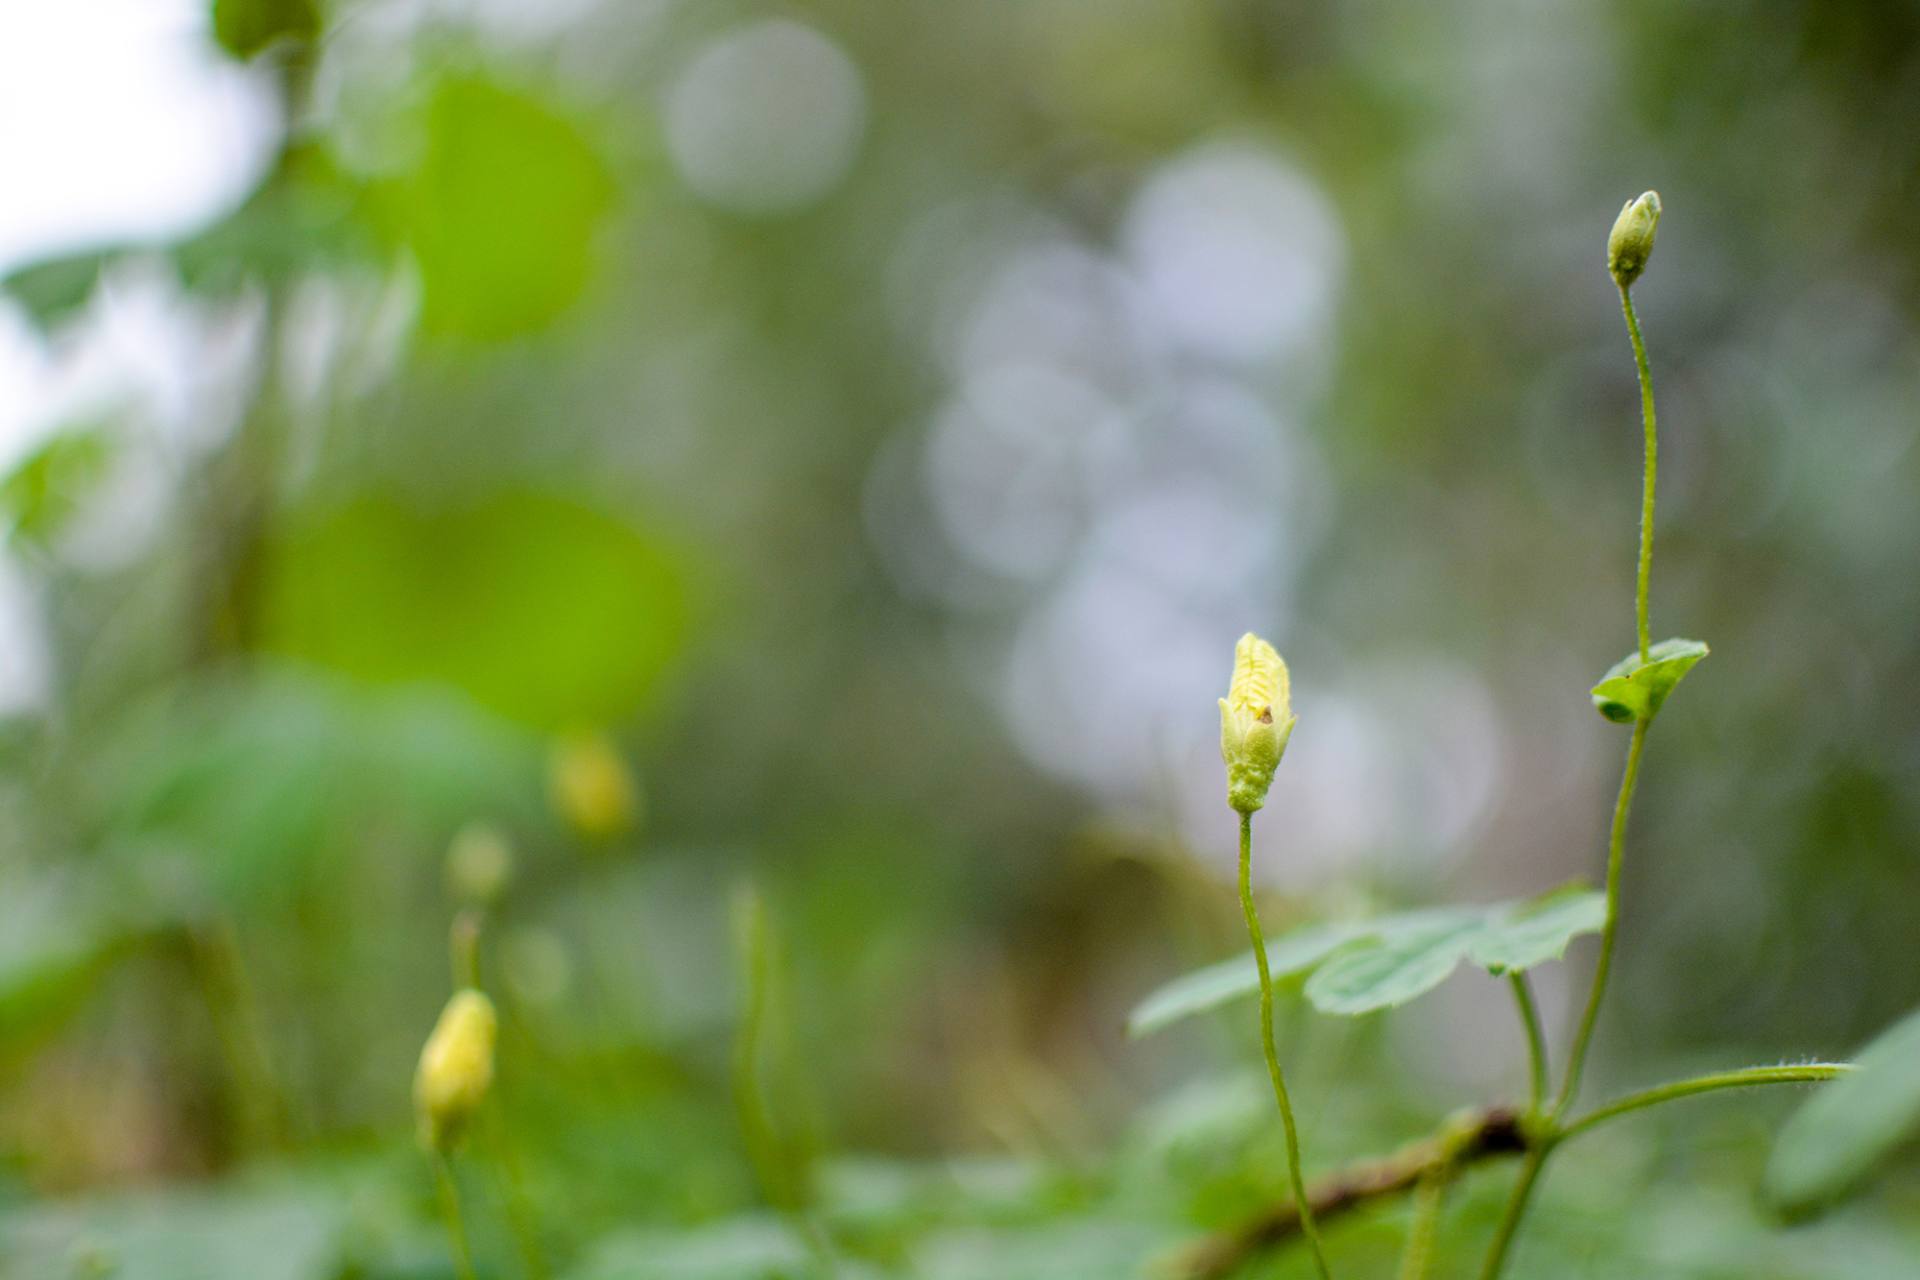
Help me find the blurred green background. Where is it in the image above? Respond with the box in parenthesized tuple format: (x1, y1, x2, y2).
(3, 0, 1920, 1276)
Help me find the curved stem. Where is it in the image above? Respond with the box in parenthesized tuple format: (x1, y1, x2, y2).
(1560, 1064, 1853, 1142)
(1477, 1145, 1552, 1280)
(1238, 812, 1335, 1280)
(435, 1154, 480, 1280)
(1555, 719, 1648, 1120)
(1397, 1170, 1448, 1280)
(1622, 284, 1657, 663)
(1508, 974, 1549, 1115)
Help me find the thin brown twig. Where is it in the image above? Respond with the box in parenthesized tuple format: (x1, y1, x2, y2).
(1170, 1107, 1531, 1280)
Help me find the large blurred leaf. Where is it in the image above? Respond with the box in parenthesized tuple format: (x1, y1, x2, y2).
(567, 1217, 813, 1280)
(0, 872, 132, 1052)
(1766, 1005, 1920, 1217)
(1129, 886, 1605, 1032)
(258, 490, 691, 728)
(0, 1186, 341, 1280)
(386, 74, 617, 341)
(99, 670, 543, 903)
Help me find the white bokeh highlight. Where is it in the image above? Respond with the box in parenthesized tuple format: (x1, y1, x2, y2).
(665, 20, 867, 215)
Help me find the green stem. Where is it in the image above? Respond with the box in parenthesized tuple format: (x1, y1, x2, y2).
(435, 1154, 480, 1280)
(1476, 1145, 1550, 1280)
(1560, 1064, 1853, 1142)
(1397, 1170, 1448, 1280)
(1622, 284, 1657, 664)
(1508, 974, 1549, 1115)
(1555, 718, 1648, 1120)
(1238, 812, 1335, 1280)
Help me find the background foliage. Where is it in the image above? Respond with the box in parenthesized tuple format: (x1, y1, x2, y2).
(3, 0, 1919, 1276)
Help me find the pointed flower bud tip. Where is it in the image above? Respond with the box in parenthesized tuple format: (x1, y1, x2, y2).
(414, 988, 497, 1152)
(1607, 190, 1661, 288)
(1220, 632, 1296, 814)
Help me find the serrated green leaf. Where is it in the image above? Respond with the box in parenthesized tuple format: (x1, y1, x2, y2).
(1591, 637, 1709, 723)
(1303, 912, 1484, 1015)
(1125, 923, 1362, 1039)
(1765, 1006, 1920, 1217)
(1466, 885, 1607, 974)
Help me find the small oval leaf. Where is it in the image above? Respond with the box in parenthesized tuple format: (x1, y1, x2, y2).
(1466, 886, 1606, 975)
(1765, 1006, 1920, 1218)
(1590, 637, 1709, 723)
(1125, 923, 1362, 1039)
(1303, 914, 1484, 1016)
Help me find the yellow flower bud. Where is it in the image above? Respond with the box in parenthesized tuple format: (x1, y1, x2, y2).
(548, 731, 641, 844)
(414, 988, 497, 1152)
(1219, 632, 1296, 814)
(1607, 190, 1661, 288)
(445, 821, 514, 907)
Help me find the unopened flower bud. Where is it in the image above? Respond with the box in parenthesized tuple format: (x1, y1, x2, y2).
(414, 988, 497, 1152)
(548, 731, 641, 844)
(445, 822, 513, 907)
(1607, 191, 1661, 288)
(1219, 632, 1296, 814)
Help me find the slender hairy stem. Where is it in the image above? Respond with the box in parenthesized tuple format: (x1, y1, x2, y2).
(1397, 1170, 1448, 1280)
(1560, 1064, 1853, 1142)
(1477, 1145, 1551, 1280)
(1508, 974, 1549, 1114)
(1556, 719, 1648, 1119)
(1622, 285, 1657, 663)
(435, 1154, 480, 1280)
(1238, 812, 1335, 1280)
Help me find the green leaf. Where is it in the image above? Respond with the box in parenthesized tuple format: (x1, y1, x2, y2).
(1466, 885, 1607, 974)
(1766, 1006, 1920, 1217)
(211, 0, 320, 61)
(0, 425, 116, 551)
(1591, 637, 1709, 723)
(1128, 887, 1605, 1034)
(1125, 923, 1361, 1039)
(384, 74, 618, 341)
(1303, 911, 1484, 1015)
(257, 490, 691, 728)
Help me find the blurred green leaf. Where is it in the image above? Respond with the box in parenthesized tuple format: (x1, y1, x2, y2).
(1591, 638, 1709, 724)
(0, 873, 129, 1053)
(210, 0, 319, 61)
(1766, 1005, 1920, 1218)
(257, 490, 691, 728)
(566, 1217, 813, 1280)
(1465, 885, 1607, 974)
(1125, 923, 1362, 1038)
(387, 74, 617, 341)
(0, 426, 116, 552)
(0, 1186, 341, 1280)
(100, 670, 542, 904)
(1, 253, 109, 328)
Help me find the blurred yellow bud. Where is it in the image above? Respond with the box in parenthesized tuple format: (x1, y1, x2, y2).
(445, 822, 514, 907)
(1219, 632, 1296, 814)
(548, 731, 640, 844)
(414, 988, 497, 1152)
(1607, 190, 1661, 288)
